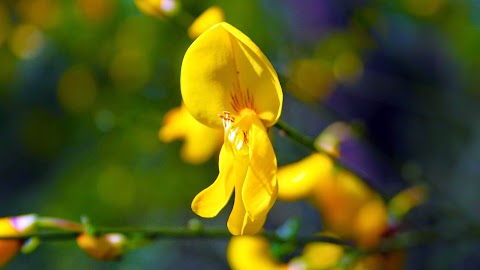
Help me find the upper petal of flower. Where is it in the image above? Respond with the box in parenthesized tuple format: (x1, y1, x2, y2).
(181, 22, 282, 128)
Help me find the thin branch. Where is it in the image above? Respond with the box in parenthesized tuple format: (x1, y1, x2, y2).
(0, 227, 353, 247)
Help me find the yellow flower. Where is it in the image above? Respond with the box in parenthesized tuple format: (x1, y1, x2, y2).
(159, 103, 223, 164)
(76, 233, 127, 261)
(188, 6, 225, 39)
(134, 0, 180, 19)
(312, 169, 371, 231)
(181, 22, 283, 235)
(227, 236, 288, 270)
(0, 215, 37, 267)
(277, 152, 388, 247)
(277, 153, 334, 201)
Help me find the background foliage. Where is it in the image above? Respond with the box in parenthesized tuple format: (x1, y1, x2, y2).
(1, 0, 480, 269)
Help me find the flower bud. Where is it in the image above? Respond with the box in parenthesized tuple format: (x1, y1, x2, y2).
(134, 0, 180, 19)
(0, 214, 37, 267)
(76, 233, 127, 261)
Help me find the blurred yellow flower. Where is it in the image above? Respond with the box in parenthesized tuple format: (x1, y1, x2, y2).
(188, 6, 225, 39)
(277, 153, 334, 201)
(277, 155, 388, 248)
(312, 170, 380, 242)
(227, 236, 288, 270)
(76, 233, 127, 261)
(0, 215, 37, 268)
(182, 22, 283, 235)
(159, 103, 223, 164)
(134, 0, 180, 19)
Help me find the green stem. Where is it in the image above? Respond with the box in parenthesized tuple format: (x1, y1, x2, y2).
(0, 226, 351, 246)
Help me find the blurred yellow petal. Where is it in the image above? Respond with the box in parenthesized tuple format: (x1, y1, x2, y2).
(277, 153, 334, 201)
(227, 236, 288, 270)
(191, 145, 237, 218)
(353, 197, 388, 248)
(181, 22, 282, 128)
(388, 185, 427, 220)
(77, 233, 127, 261)
(301, 241, 344, 270)
(188, 6, 225, 39)
(313, 170, 374, 237)
(159, 104, 223, 164)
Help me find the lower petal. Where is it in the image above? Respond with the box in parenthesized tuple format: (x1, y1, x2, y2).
(191, 145, 235, 217)
(242, 117, 278, 220)
(227, 187, 267, 235)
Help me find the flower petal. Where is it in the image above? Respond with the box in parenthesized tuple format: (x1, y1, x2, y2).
(191, 145, 235, 217)
(159, 104, 223, 164)
(277, 153, 334, 201)
(188, 6, 225, 39)
(227, 236, 288, 270)
(181, 22, 282, 128)
(242, 117, 277, 221)
(227, 185, 267, 235)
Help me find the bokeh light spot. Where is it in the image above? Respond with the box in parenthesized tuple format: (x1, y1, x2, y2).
(403, 0, 446, 17)
(57, 65, 97, 113)
(94, 110, 116, 132)
(109, 49, 151, 92)
(8, 24, 45, 60)
(287, 59, 335, 102)
(76, 0, 116, 23)
(333, 51, 363, 84)
(16, 0, 59, 29)
(0, 3, 11, 46)
(19, 110, 64, 158)
(0, 50, 16, 89)
(98, 165, 136, 208)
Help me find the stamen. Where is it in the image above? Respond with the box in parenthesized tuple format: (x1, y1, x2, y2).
(217, 111, 235, 129)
